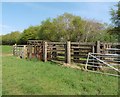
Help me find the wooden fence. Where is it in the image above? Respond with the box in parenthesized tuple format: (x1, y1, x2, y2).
(27, 40, 43, 60)
(25, 40, 120, 64)
(13, 40, 120, 64)
(13, 44, 27, 58)
(13, 40, 120, 77)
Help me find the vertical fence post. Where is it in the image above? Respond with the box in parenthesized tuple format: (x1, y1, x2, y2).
(96, 41, 100, 53)
(66, 41, 71, 64)
(23, 45, 26, 59)
(29, 45, 32, 60)
(27, 44, 29, 59)
(13, 44, 14, 56)
(102, 43, 105, 54)
(43, 41, 47, 62)
(14, 44, 17, 56)
(13, 44, 15, 56)
(92, 45, 95, 53)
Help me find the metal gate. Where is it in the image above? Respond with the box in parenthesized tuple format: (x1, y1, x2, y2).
(85, 43, 120, 77)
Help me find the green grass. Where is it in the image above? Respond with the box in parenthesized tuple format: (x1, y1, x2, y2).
(1, 45, 12, 54)
(2, 45, 119, 95)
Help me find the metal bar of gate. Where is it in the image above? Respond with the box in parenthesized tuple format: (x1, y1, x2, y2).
(89, 53, 120, 73)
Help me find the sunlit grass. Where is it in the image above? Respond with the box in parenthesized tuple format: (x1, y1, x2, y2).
(2, 55, 119, 95)
(2, 45, 119, 95)
(1, 45, 12, 54)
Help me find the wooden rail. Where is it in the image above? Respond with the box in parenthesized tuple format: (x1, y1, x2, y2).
(13, 44, 27, 58)
(13, 40, 120, 65)
(12, 40, 120, 77)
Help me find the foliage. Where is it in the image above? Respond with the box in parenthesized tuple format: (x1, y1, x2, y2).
(110, 1, 120, 41)
(38, 13, 111, 42)
(38, 18, 56, 41)
(38, 13, 84, 42)
(80, 19, 105, 42)
(18, 26, 40, 44)
(2, 12, 119, 45)
(2, 31, 21, 45)
(53, 13, 84, 41)
(111, 2, 120, 28)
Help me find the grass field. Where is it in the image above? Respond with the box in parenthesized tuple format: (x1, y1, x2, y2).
(2, 45, 119, 95)
(1, 45, 13, 54)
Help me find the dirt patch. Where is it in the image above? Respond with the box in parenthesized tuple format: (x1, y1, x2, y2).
(1, 54, 13, 57)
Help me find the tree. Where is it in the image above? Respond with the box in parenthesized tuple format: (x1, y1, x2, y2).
(38, 13, 84, 42)
(38, 19, 56, 41)
(37, 13, 117, 42)
(80, 19, 105, 42)
(2, 31, 21, 45)
(110, 1, 120, 41)
(2, 12, 117, 45)
(54, 13, 84, 41)
(71, 16, 84, 41)
(18, 26, 40, 44)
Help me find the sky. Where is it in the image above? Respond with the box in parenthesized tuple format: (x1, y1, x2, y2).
(1, 2, 118, 35)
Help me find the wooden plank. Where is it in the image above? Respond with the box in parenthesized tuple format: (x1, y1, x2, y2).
(71, 51, 89, 55)
(23, 45, 27, 58)
(55, 58, 65, 61)
(96, 41, 100, 53)
(29, 45, 32, 59)
(72, 49, 91, 51)
(71, 42, 95, 46)
(71, 59, 86, 63)
(57, 53, 65, 56)
(43, 41, 47, 62)
(92, 46, 95, 53)
(101, 42, 120, 45)
(66, 41, 71, 64)
(16, 45, 25, 47)
(71, 55, 87, 58)
(71, 45, 92, 47)
(48, 45, 65, 48)
(71, 47, 92, 50)
(71, 54, 88, 56)
(50, 49, 65, 52)
(48, 42, 66, 45)
(13, 44, 17, 56)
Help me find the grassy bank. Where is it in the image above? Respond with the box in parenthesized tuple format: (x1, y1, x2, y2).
(2, 45, 119, 95)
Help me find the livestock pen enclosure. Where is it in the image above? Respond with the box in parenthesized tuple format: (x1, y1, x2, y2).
(13, 40, 120, 77)
(1, 45, 120, 95)
(1, 1, 120, 96)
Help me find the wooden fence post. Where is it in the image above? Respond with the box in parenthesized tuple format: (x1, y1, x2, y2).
(43, 41, 47, 62)
(13, 44, 16, 56)
(27, 44, 29, 59)
(66, 41, 71, 64)
(14, 44, 17, 56)
(92, 45, 95, 53)
(23, 45, 27, 59)
(102, 43, 106, 54)
(96, 41, 100, 53)
(29, 45, 32, 60)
